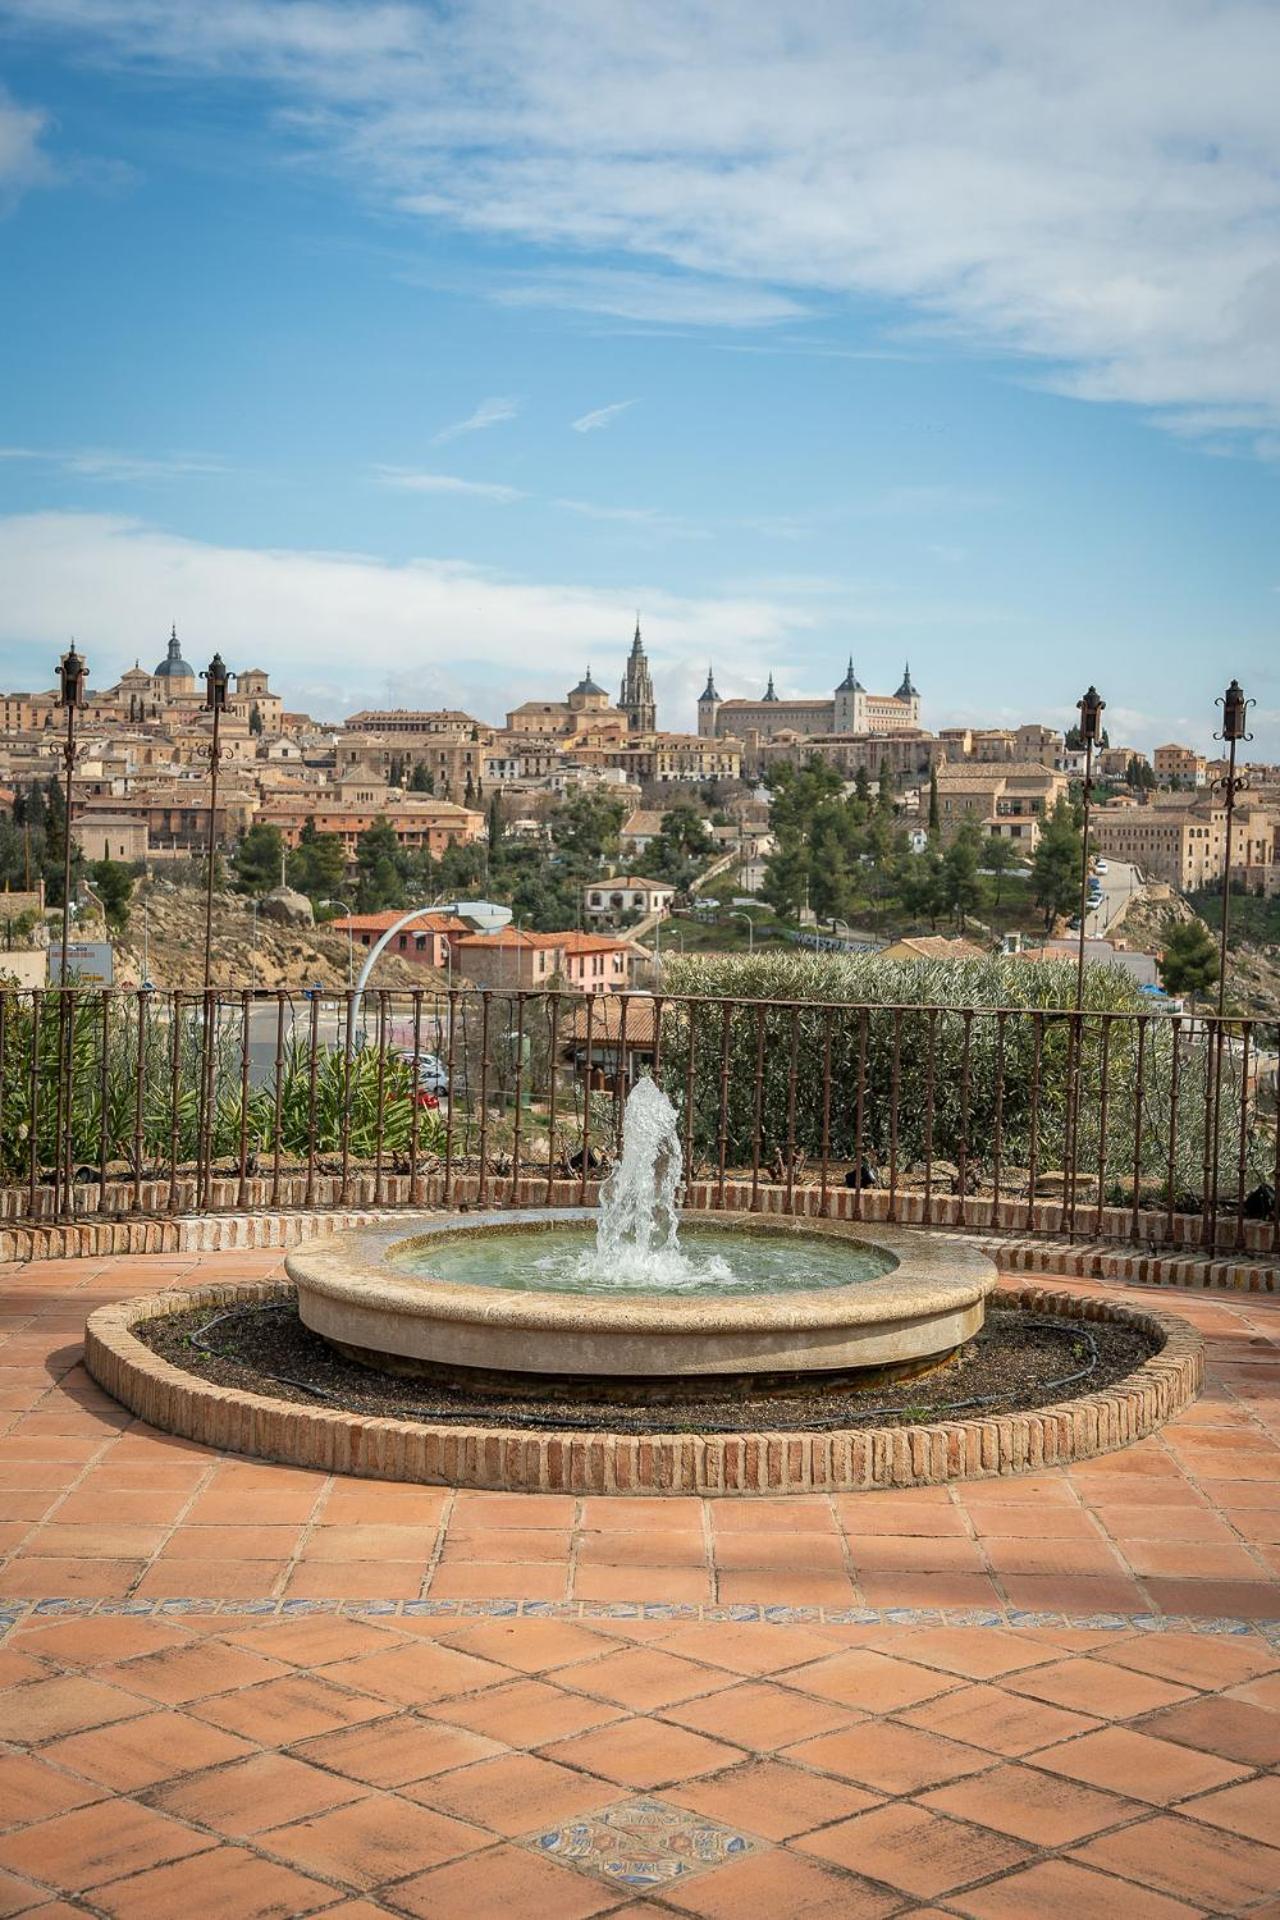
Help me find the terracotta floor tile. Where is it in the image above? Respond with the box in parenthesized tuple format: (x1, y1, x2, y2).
(899, 1680, 1100, 1755)
(799, 1800, 1031, 1899)
(578, 1495, 706, 1531)
(948, 1856, 1201, 1919)
(386, 1842, 619, 1920)
(661, 1679, 852, 1751)
(706, 1496, 836, 1533)
(889, 1626, 1053, 1681)
(429, 1560, 570, 1601)
(89, 1842, 338, 1920)
(959, 1502, 1099, 1538)
(410, 1750, 618, 1834)
(1228, 1669, 1280, 1710)
(265, 1792, 485, 1889)
(0, 1649, 47, 1689)
(433, 1616, 616, 1674)
(1091, 1502, 1240, 1541)
(0, 1799, 213, 1894)
(995, 1572, 1148, 1614)
(577, 1528, 708, 1568)
(297, 1523, 435, 1562)
(1072, 1811, 1280, 1910)
(846, 1534, 988, 1573)
(979, 1534, 1128, 1577)
(856, 1571, 1004, 1611)
(715, 1571, 858, 1608)
(282, 1560, 426, 1601)
(782, 1720, 988, 1794)
(0, 1674, 150, 1744)
(69, 1462, 209, 1493)
(1140, 1692, 1280, 1767)
(1031, 1723, 1251, 1802)
(665, 1845, 901, 1919)
(1003, 1656, 1193, 1718)
(1098, 1631, 1280, 1690)
(1177, 1772, 1280, 1846)
(318, 1487, 450, 1527)
(192, 1671, 392, 1743)
(654, 1620, 841, 1675)
(572, 1566, 711, 1604)
(450, 1491, 577, 1531)
(0, 1751, 105, 1829)
(438, 1526, 573, 1564)
(1138, 1575, 1280, 1619)
(554, 1646, 734, 1712)
(324, 1638, 510, 1707)
(156, 1524, 304, 1561)
(0, 1862, 51, 1915)
(150, 1751, 368, 1835)
(294, 1715, 504, 1786)
(18, 1522, 168, 1559)
(785, 1647, 960, 1714)
(835, 1496, 970, 1536)
(52, 1489, 191, 1526)
(712, 1530, 847, 1573)
(180, 1488, 323, 1527)
(132, 1558, 291, 1600)
(219, 1615, 398, 1669)
(42, 1709, 255, 1790)
(0, 1557, 144, 1600)
(921, 1761, 1144, 1845)
(0, 1492, 60, 1523)
(1119, 1537, 1269, 1579)
(100, 1639, 286, 1706)
(13, 1617, 191, 1670)
(423, 1678, 625, 1748)
(670, 1757, 881, 1840)
(201, 1463, 328, 1497)
(541, 1716, 739, 1788)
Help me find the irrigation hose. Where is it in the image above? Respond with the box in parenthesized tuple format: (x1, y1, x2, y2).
(186, 1301, 1104, 1434)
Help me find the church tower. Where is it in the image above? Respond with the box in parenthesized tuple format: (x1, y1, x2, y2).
(618, 618, 656, 734)
(697, 665, 721, 738)
(834, 657, 866, 733)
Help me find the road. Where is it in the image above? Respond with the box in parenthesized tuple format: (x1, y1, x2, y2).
(1085, 858, 1141, 938)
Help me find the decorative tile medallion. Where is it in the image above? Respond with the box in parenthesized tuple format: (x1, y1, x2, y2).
(528, 1796, 759, 1889)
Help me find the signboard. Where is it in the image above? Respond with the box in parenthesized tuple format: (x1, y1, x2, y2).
(48, 941, 114, 988)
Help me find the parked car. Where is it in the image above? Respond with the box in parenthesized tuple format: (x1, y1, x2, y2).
(1093, 859, 1109, 874)
(398, 1050, 449, 1096)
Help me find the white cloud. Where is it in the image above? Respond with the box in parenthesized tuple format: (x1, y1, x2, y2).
(5, 1, 1279, 445)
(0, 445, 225, 481)
(553, 497, 705, 539)
(430, 396, 519, 445)
(496, 269, 805, 329)
(372, 465, 524, 502)
(0, 510, 797, 720)
(571, 399, 636, 434)
(0, 86, 51, 206)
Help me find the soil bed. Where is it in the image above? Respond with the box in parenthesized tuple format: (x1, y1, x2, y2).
(140, 1292, 1159, 1435)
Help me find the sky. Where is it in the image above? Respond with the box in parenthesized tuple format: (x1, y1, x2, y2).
(0, 0, 1277, 754)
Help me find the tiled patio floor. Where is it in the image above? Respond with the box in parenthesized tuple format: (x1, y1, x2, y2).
(1, 1248, 1278, 1915)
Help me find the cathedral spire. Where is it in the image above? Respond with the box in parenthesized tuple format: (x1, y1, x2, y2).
(763, 673, 778, 702)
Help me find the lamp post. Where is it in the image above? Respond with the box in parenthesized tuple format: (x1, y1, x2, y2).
(1074, 684, 1105, 1011)
(55, 643, 87, 984)
(200, 653, 231, 991)
(1213, 678, 1252, 1018)
(730, 909, 756, 954)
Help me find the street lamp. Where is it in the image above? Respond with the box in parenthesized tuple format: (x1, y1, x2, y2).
(55, 643, 87, 984)
(1074, 684, 1105, 1010)
(200, 652, 232, 991)
(730, 909, 757, 954)
(1213, 678, 1253, 1019)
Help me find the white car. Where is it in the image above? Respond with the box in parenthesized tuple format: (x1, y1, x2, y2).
(1093, 859, 1109, 874)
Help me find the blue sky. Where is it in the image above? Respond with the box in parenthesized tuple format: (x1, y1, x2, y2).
(0, 1, 1277, 752)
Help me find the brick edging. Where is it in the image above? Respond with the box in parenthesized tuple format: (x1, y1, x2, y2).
(83, 1282, 1202, 1495)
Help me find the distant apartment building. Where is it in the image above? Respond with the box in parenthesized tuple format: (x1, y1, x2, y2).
(749, 729, 943, 784)
(932, 764, 1069, 844)
(327, 909, 468, 971)
(1091, 795, 1274, 890)
(451, 928, 631, 993)
(584, 876, 676, 922)
(1153, 743, 1206, 787)
(259, 795, 485, 858)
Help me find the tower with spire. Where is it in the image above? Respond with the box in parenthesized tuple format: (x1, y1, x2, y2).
(833, 657, 866, 733)
(696, 665, 721, 738)
(618, 617, 656, 734)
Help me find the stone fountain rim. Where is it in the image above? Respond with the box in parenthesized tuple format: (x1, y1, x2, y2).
(285, 1209, 996, 1337)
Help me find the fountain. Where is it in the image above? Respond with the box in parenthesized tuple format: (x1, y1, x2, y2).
(287, 1077, 996, 1391)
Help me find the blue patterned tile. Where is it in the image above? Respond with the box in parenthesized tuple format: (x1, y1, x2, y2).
(32, 1598, 95, 1615)
(280, 1598, 339, 1615)
(527, 1797, 759, 1890)
(402, 1599, 461, 1617)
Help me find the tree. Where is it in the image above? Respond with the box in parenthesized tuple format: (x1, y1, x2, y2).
(983, 834, 1019, 909)
(1159, 917, 1219, 1009)
(248, 702, 264, 737)
(650, 803, 711, 884)
(1126, 755, 1156, 792)
(1030, 797, 1082, 929)
(927, 768, 940, 837)
(876, 758, 894, 820)
(232, 823, 285, 896)
(409, 761, 434, 794)
(1065, 722, 1111, 750)
(287, 819, 346, 900)
(487, 795, 505, 852)
(463, 771, 476, 807)
(548, 791, 625, 874)
(87, 857, 133, 933)
(941, 821, 983, 926)
(354, 821, 406, 911)
(762, 838, 809, 920)
(854, 764, 870, 804)
(901, 848, 947, 930)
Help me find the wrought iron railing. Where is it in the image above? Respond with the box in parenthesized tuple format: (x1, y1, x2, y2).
(1, 986, 1277, 1254)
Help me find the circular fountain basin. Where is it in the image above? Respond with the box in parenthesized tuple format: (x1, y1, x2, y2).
(286, 1211, 997, 1384)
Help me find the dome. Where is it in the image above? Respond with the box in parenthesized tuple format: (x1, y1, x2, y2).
(836, 656, 864, 693)
(154, 625, 194, 680)
(698, 666, 719, 703)
(570, 666, 607, 697)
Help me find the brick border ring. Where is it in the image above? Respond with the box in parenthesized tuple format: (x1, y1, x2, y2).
(83, 1281, 1201, 1494)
